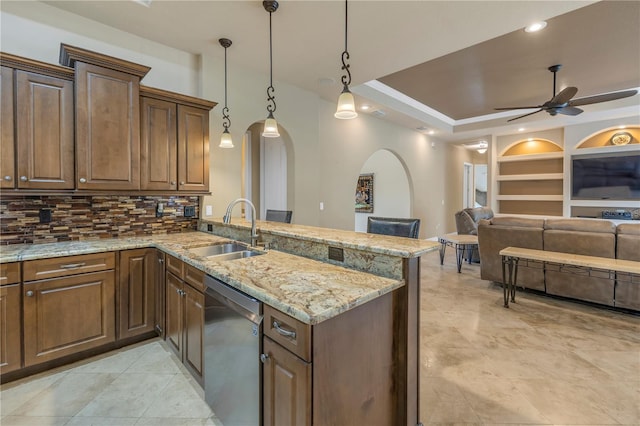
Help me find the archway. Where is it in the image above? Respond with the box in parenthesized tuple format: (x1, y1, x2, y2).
(242, 122, 295, 220)
(354, 149, 412, 232)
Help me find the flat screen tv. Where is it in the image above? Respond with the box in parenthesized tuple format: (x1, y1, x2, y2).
(572, 152, 640, 200)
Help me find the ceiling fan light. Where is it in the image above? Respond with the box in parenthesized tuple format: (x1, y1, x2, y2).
(525, 21, 547, 33)
(477, 141, 488, 154)
(335, 88, 358, 119)
(477, 148, 487, 154)
(219, 129, 234, 148)
(263, 112, 280, 138)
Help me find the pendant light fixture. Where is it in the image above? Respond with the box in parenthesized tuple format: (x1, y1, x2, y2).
(335, 0, 357, 119)
(262, 0, 280, 138)
(219, 38, 234, 148)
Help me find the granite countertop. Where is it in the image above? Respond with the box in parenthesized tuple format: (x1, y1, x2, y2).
(0, 232, 403, 325)
(203, 218, 440, 258)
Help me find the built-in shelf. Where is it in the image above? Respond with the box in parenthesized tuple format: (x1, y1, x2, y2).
(496, 194, 563, 201)
(497, 173, 564, 181)
(497, 152, 564, 163)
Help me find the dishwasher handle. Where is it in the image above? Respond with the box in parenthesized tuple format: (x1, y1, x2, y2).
(205, 275, 263, 326)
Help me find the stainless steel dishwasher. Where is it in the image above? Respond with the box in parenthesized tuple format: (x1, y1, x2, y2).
(204, 275, 262, 426)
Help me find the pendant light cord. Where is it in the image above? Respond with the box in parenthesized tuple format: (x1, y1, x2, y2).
(222, 45, 230, 130)
(266, 10, 276, 114)
(340, 0, 352, 87)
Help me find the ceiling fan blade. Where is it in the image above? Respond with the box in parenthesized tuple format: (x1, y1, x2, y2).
(556, 106, 583, 116)
(494, 106, 543, 111)
(550, 86, 578, 105)
(569, 89, 638, 107)
(507, 109, 543, 122)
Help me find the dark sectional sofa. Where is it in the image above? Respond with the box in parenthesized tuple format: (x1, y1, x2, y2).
(478, 217, 640, 310)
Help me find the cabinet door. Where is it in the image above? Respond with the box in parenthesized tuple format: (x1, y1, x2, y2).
(118, 249, 156, 340)
(154, 250, 166, 337)
(177, 105, 209, 192)
(1, 66, 15, 189)
(0, 283, 22, 375)
(23, 270, 116, 367)
(75, 62, 140, 190)
(165, 271, 183, 358)
(263, 337, 312, 426)
(15, 70, 74, 189)
(183, 283, 204, 384)
(141, 97, 177, 191)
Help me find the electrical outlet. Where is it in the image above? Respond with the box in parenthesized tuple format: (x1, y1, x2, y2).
(184, 205, 196, 217)
(39, 208, 52, 223)
(205, 205, 213, 216)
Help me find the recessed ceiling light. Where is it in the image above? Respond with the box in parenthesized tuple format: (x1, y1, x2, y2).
(428, 130, 435, 135)
(518, 127, 525, 132)
(524, 21, 547, 33)
(361, 104, 371, 111)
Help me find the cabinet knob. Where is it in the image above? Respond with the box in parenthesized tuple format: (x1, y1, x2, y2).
(3, 175, 11, 181)
(158, 258, 164, 264)
(260, 353, 269, 363)
(26, 290, 34, 297)
(170, 181, 176, 185)
(179, 181, 185, 186)
(79, 178, 87, 183)
(20, 176, 28, 182)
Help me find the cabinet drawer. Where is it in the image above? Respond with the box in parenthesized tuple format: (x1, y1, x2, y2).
(23, 252, 115, 281)
(0, 263, 21, 286)
(165, 255, 184, 279)
(263, 304, 311, 362)
(184, 263, 205, 292)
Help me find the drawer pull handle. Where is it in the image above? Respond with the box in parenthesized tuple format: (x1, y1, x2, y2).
(26, 290, 34, 297)
(273, 321, 296, 339)
(60, 262, 86, 269)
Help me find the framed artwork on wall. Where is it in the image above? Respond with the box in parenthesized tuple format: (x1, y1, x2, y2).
(355, 173, 374, 213)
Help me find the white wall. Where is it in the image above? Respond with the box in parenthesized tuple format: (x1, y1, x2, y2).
(354, 150, 411, 233)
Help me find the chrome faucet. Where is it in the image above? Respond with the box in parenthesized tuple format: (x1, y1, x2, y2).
(223, 198, 259, 247)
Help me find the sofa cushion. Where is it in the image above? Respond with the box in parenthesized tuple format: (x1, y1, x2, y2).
(490, 216, 544, 228)
(543, 224, 616, 307)
(478, 222, 544, 290)
(617, 222, 640, 237)
(465, 207, 494, 223)
(544, 218, 616, 233)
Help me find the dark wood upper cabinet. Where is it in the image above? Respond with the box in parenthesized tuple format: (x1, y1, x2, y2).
(16, 70, 74, 189)
(141, 97, 177, 191)
(74, 62, 141, 190)
(60, 44, 150, 191)
(178, 105, 210, 192)
(140, 87, 215, 193)
(1, 66, 15, 189)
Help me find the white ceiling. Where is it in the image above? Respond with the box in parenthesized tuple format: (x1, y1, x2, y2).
(31, 1, 640, 142)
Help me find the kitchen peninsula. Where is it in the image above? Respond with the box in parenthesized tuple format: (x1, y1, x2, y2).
(1, 223, 439, 425)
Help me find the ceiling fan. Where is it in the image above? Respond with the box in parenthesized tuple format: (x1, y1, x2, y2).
(495, 64, 638, 122)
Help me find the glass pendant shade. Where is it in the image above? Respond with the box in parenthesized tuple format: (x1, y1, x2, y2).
(219, 129, 234, 148)
(262, 112, 280, 138)
(335, 86, 358, 119)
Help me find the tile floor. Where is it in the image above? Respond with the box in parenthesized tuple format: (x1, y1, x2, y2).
(1, 249, 639, 425)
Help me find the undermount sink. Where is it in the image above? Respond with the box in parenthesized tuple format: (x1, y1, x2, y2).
(188, 242, 265, 261)
(189, 242, 248, 257)
(206, 250, 265, 261)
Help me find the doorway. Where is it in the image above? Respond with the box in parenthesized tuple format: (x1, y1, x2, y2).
(463, 162, 474, 208)
(260, 135, 287, 219)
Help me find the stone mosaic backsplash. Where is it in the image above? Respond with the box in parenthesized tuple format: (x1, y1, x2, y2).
(0, 195, 199, 245)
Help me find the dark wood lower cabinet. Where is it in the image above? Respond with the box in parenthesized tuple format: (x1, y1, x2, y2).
(23, 270, 116, 367)
(263, 336, 312, 426)
(165, 255, 204, 385)
(0, 283, 22, 375)
(118, 249, 156, 340)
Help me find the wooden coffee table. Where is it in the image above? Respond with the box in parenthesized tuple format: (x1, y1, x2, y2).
(439, 233, 479, 273)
